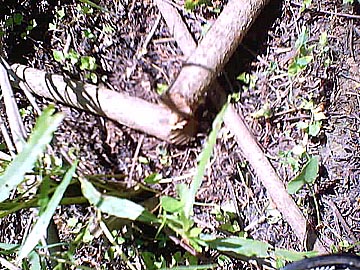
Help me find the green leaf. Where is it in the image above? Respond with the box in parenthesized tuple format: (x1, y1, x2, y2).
(56, 8, 65, 20)
(144, 173, 162, 184)
(48, 23, 57, 31)
(296, 121, 309, 130)
(296, 55, 312, 66)
(295, 26, 309, 49)
(204, 236, 271, 258)
(53, 50, 65, 63)
(79, 177, 158, 223)
(89, 72, 98, 83)
(160, 196, 183, 213)
(287, 156, 319, 194)
(156, 83, 168, 95)
(5, 18, 14, 27)
(236, 72, 250, 84)
(83, 29, 95, 39)
(78, 0, 107, 12)
(251, 103, 272, 119)
(66, 48, 80, 65)
(288, 61, 302, 76)
(300, 0, 312, 12)
(80, 56, 97, 71)
(28, 250, 41, 270)
(184, 0, 199, 10)
(38, 176, 51, 215)
(0, 106, 64, 203)
(308, 121, 321, 136)
(0, 242, 19, 251)
(274, 248, 318, 262)
(17, 161, 77, 261)
(13, 13, 23, 25)
(319, 31, 328, 47)
(189, 227, 202, 238)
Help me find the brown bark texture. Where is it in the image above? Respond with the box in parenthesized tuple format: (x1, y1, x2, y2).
(162, 0, 270, 116)
(10, 64, 182, 142)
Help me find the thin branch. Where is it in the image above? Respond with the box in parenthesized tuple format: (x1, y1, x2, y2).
(0, 58, 27, 152)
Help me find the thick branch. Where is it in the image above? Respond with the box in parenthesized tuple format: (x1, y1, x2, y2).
(162, 0, 270, 115)
(10, 64, 195, 142)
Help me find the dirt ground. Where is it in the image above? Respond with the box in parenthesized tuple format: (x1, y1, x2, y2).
(0, 0, 360, 269)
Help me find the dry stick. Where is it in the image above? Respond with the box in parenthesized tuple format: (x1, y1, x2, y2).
(291, 1, 360, 20)
(10, 64, 181, 142)
(156, 0, 327, 252)
(0, 58, 27, 152)
(154, 0, 196, 57)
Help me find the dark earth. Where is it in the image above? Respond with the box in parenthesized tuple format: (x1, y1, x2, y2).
(0, 0, 360, 269)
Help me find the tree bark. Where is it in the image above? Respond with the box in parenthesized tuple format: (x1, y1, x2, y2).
(10, 64, 196, 142)
(162, 0, 270, 117)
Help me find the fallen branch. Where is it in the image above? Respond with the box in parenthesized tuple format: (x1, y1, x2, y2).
(161, 0, 270, 117)
(155, 0, 328, 252)
(10, 64, 196, 143)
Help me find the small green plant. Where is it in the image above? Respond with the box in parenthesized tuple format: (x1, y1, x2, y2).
(76, 3, 94, 14)
(156, 83, 168, 95)
(80, 56, 97, 70)
(231, 71, 258, 102)
(0, 103, 322, 268)
(53, 49, 98, 83)
(155, 101, 230, 256)
(286, 155, 321, 225)
(236, 72, 258, 92)
(184, 0, 211, 11)
(49, 5, 99, 83)
(48, 7, 65, 31)
(83, 29, 95, 39)
(0, 13, 37, 39)
(317, 31, 331, 67)
(0, 106, 78, 268)
(288, 26, 314, 76)
(77, 0, 108, 12)
(300, 0, 312, 12)
(297, 99, 326, 137)
(279, 147, 304, 174)
(211, 203, 241, 234)
(287, 155, 319, 194)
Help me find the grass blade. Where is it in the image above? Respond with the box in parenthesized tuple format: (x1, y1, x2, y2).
(204, 236, 271, 258)
(0, 106, 64, 203)
(17, 162, 77, 262)
(183, 101, 229, 218)
(79, 176, 159, 223)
